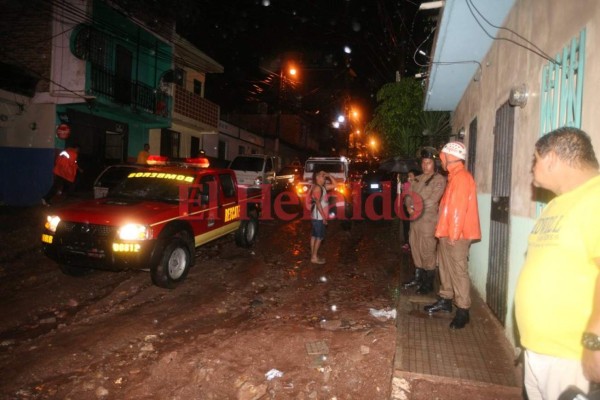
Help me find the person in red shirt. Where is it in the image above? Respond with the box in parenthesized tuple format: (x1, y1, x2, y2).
(424, 141, 481, 329)
(42, 144, 82, 206)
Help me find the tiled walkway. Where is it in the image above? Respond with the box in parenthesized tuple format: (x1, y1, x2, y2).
(392, 253, 523, 399)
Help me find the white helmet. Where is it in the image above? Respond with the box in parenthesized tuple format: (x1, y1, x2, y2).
(441, 141, 466, 160)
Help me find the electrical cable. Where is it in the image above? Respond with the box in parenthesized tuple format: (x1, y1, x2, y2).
(465, 0, 559, 65)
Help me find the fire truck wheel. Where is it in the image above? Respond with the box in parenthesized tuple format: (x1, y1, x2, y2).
(152, 236, 192, 289)
(59, 264, 92, 277)
(235, 211, 258, 248)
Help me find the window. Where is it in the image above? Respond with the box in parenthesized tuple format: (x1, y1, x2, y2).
(193, 79, 202, 95)
(160, 129, 180, 158)
(105, 131, 124, 162)
(219, 174, 236, 198)
(238, 145, 245, 155)
(218, 140, 227, 160)
(199, 175, 216, 206)
(229, 156, 263, 171)
(467, 118, 477, 178)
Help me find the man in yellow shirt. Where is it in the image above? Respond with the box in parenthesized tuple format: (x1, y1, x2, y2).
(137, 143, 150, 164)
(515, 127, 600, 399)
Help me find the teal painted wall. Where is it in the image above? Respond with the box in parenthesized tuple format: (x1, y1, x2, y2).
(469, 193, 491, 296)
(128, 123, 148, 160)
(468, 192, 536, 347)
(93, 0, 173, 89)
(506, 215, 535, 347)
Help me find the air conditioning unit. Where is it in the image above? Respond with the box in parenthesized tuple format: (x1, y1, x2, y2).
(161, 68, 184, 85)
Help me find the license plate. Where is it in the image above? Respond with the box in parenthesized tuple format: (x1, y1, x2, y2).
(370, 183, 379, 189)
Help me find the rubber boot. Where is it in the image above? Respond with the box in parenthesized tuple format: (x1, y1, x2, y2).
(402, 267, 424, 289)
(449, 308, 470, 329)
(416, 269, 435, 295)
(424, 298, 452, 314)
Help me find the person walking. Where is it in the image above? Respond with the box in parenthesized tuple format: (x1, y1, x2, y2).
(402, 148, 446, 294)
(137, 143, 150, 164)
(309, 170, 336, 264)
(515, 127, 600, 399)
(42, 144, 82, 206)
(424, 141, 481, 330)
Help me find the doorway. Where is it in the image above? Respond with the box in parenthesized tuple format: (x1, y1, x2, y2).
(486, 102, 515, 325)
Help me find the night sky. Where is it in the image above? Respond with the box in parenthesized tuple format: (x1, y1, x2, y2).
(115, 0, 435, 122)
(173, 0, 434, 120)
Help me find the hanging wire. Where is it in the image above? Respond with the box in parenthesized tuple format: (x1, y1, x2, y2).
(465, 0, 560, 65)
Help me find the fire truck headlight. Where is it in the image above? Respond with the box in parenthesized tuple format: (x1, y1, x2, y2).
(118, 224, 151, 240)
(45, 215, 61, 233)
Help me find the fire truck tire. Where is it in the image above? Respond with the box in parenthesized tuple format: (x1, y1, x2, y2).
(235, 211, 258, 248)
(59, 264, 92, 277)
(151, 236, 192, 289)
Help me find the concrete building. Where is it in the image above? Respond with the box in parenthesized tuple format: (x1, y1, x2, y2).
(423, 0, 600, 346)
(0, 0, 224, 205)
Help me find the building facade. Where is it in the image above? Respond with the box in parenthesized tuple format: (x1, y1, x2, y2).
(424, 0, 600, 346)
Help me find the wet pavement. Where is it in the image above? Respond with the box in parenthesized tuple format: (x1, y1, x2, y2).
(0, 202, 524, 399)
(392, 250, 524, 399)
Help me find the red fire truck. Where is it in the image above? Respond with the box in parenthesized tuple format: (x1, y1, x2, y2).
(41, 157, 262, 288)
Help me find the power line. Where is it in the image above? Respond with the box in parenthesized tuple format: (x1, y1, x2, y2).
(465, 0, 559, 65)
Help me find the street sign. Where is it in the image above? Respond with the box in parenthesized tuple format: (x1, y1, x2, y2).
(56, 123, 71, 139)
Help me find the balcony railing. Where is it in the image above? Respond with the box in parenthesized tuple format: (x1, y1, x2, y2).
(173, 85, 219, 128)
(89, 65, 171, 118)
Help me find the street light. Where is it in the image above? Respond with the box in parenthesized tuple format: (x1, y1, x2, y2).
(275, 63, 298, 156)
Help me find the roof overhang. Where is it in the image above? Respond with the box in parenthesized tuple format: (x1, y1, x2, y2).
(423, 0, 515, 111)
(174, 35, 224, 74)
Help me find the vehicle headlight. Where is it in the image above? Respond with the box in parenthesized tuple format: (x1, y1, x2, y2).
(45, 215, 61, 233)
(118, 224, 151, 240)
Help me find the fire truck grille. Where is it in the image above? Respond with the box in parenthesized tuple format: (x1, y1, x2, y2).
(56, 222, 116, 252)
(59, 222, 115, 238)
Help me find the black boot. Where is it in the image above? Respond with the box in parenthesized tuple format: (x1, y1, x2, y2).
(416, 269, 434, 295)
(449, 308, 470, 329)
(424, 298, 452, 314)
(402, 267, 424, 289)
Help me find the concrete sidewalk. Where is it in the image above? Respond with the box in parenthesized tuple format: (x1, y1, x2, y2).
(391, 252, 523, 400)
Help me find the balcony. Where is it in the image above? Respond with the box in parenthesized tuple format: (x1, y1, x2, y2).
(89, 65, 171, 119)
(173, 85, 219, 128)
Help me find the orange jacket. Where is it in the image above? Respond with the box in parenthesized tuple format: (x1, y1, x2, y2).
(435, 162, 481, 241)
(53, 148, 79, 183)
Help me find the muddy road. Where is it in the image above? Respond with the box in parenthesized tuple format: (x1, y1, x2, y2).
(0, 206, 404, 399)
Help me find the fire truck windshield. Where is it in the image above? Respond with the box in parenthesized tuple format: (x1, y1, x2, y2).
(109, 173, 195, 203)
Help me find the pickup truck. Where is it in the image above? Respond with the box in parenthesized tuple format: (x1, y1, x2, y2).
(41, 158, 261, 288)
(228, 154, 282, 189)
(295, 156, 354, 228)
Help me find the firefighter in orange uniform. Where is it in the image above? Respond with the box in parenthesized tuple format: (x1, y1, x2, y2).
(424, 141, 481, 329)
(42, 144, 82, 206)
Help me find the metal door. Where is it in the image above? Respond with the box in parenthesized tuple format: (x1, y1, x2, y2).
(486, 103, 514, 325)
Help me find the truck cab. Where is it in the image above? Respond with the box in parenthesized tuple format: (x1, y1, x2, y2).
(295, 156, 353, 228)
(228, 154, 281, 189)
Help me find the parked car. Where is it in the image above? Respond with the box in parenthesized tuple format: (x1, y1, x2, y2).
(349, 160, 375, 183)
(228, 154, 282, 189)
(296, 156, 353, 229)
(360, 168, 398, 217)
(93, 164, 145, 199)
(274, 164, 304, 193)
